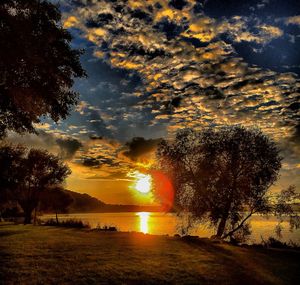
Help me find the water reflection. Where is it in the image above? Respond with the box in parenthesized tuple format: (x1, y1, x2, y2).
(137, 212, 150, 234)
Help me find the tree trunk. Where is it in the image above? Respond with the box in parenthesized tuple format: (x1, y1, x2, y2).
(216, 183, 236, 238)
(216, 213, 228, 237)
(24, 209, 33, 224)
(33, 207, 37, 225)
(222, 211, 254, 240)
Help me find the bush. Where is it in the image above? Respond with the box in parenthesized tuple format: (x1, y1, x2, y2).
(260, 237, 300, 249)
(43, 218, 90, 229)
(229, 223, 252, 245)
(93, 224, 118, 232)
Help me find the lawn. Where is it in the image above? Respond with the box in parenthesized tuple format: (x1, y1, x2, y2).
(0, 223, 299, 285)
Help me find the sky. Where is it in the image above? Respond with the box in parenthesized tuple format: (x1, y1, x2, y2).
(8, 0, 300, 205)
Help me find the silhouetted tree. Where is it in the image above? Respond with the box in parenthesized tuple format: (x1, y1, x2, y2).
(0, 143, 25, 219)
(0, 0, 86, 137)
(270, 185, 300, 239)
(17, 149, 71, 224)
(156, 126, 285, 240)
(40, 186, 74, 223)
(0, 144, 71, 223)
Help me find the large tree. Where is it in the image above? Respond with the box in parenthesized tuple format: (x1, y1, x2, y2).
(156, 126, 287, 240)
(0, 0, 86, 137)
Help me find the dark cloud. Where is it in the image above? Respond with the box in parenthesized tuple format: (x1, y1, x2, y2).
(154, 18, 186, 40)
(170, 96, 183, 108)
(182, 36, 209, 48)
(56, 137, 82, 159)
(81, 154, 119, 169)
(86, 13, 114, 27)
(229, 33, 300, 76)
(169, 0, 188, 10)
(123, 137, 162, 161)
(203, 0, 300, 18)
(6, 130, 83, 160)
(89, 134, 103, 140)
(130, 9, 152, 22)
(88, 109, 111, 138)
(82, 157, 100, 168)
(86, 171, 129, 180)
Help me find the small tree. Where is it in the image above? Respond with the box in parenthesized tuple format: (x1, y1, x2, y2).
(0, 0, 86, 137)
(40, 187, 74, 223)
(270, 185, 300, 239)
(156, 126, 286, 240)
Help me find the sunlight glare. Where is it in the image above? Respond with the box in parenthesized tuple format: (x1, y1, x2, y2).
(135, 173, 152, 194)
(137, 212, 150, 234)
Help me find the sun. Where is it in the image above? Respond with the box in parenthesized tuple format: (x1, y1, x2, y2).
(135, 173, 152, 194)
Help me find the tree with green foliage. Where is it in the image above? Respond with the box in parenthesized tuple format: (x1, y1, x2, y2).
(0, 0, 86, 137)
(156, 126, 299, 241)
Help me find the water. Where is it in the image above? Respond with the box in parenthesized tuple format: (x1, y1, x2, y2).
(41, 212, 300, 244)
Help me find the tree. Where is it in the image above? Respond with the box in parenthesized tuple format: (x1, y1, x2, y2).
(156, 126, 285, 240)
(0, 0, 86, 137)
(0, 144, 71, 223)
(0, 143, 25, 219)
(16, 148, 71, 224)
(39, 187, 74, 223)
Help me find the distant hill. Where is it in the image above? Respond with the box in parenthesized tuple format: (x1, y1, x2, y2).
(64, 190, 161, 213)
(64, 190, 106, 213)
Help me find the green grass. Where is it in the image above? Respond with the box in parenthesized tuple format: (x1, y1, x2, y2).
(0, 223, 299, 285)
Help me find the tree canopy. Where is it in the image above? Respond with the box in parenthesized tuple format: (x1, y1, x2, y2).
(0, 0, 86, 137)
(156, 126, 284, 240)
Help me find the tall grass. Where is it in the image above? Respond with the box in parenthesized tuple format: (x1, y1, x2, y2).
(43, 218, 90, 229)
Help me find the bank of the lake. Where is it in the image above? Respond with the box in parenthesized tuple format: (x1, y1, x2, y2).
(41, 212, 300, 244)
(0, 224, 299, 285)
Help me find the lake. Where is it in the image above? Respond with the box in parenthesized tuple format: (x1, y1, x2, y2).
(41, 212, 300, 244)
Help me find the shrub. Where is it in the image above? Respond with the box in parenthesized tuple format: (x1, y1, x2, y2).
(94, 224, 118, 232)
(260, 237, 300, 249)
(44, 218, 90, 229)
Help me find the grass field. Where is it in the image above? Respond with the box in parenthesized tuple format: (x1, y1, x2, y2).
(0, 223, 299, 285)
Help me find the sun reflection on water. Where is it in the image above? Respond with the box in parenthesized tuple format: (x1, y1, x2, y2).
(137, 212, 150, 234)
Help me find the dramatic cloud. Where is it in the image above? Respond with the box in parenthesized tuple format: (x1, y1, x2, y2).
(60, 0, 299, 142)
(123, 137, 162, 161)
(6, 130, 83, 160)
(41, 0, 300, 196)
(56, 137, 82, 159)
(82, 157, 101, 168)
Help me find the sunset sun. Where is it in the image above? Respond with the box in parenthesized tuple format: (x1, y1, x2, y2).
(135, 173, 152, 194)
